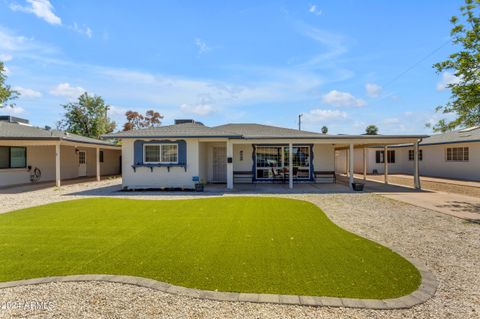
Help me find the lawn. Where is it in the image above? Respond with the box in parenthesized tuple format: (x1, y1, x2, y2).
(0, 197, 420, 299)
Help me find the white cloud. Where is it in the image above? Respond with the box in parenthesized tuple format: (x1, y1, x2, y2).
(365, 83, 382, 98)
(10, 0, 62, 25)
(13, 86, 42, 98)
(436, 71, 461, 91)
(0, 27, 57, 55)
(195, 38, 211, 54)
(49, 83, 85, 99)
(0, 105, 25, 114)
(180, 95, 216, 115)
(304, 108, 347, 123)
(308, 4, 322, 16)
(71, 23, 92, 38)
(0, 53, 13, 62)
(322, 90, 366, 107)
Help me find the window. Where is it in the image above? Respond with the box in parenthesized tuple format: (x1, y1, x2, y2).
(375, 150, 395, 163)
(0, 146, 27, 169)
(446, 147, 469, 162)
(255, 145, 310, 180)
(144, 144, 178, 164)
(408, 149, 423, 161)
(99, 151, 104, 163)
(239, 150, 244, 161)
(78, 151, 86, 164)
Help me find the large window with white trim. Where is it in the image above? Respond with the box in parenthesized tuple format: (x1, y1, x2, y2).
(144, 144, 178, 164)
(0, 146, 26, 169)
(255, 145, 310, 180)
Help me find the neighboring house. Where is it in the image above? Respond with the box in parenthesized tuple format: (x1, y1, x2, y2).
(336, 126, 480, 181)
(103, 119, 426, 190)
(0, 116, 121, 188)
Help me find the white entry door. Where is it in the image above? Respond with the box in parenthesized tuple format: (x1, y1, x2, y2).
(78, 151, 87, 177)
(212, 147, 227, 183)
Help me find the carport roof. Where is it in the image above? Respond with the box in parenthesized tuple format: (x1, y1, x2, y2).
(0, 121, 119, 147)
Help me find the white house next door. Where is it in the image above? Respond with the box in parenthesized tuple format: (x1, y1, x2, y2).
(212, 147, 227, 183)
(78, 151, 87, 177)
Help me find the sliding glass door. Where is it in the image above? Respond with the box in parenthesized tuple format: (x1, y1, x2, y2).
(255, 145, 310, 180)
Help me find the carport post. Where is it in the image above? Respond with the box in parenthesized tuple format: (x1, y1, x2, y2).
(226, 141, 233, 189)
(349, 144, 354, 188)
(96, 147, 101, 182)
(55, 143, 61, 187)
(414, 140, 421, 189)
(384, 145, 389, 184)
(363, 147, 367, 181)
(288, 143, 293, 189)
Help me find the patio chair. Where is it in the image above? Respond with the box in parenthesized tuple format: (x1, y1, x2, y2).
(272, 168, 285, 183)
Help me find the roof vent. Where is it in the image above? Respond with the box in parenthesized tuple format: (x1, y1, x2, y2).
(45, 125, 52, 131)
(175, 119, 197, 125)
(0, 116, 30, 125)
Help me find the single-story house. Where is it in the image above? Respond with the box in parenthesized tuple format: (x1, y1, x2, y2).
(103, 119, 427, 190)
(335, 126, 480, 181)
(0, 116, 121, 188)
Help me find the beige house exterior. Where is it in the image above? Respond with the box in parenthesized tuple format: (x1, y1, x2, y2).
(104, 120, 426, 190)
(0, 116, 121, 188)
(336, 126, 480, 181)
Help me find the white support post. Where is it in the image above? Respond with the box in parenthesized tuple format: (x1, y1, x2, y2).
(414, 141, 421, 189)
(96, 147, 101, 182)
(384, 145, 389, 184)
(288, 143, 293, 189)
(226, 141, 233, 189)
(349, 144, 354, 188)
(363, 147, 367, 181)
(55, 143, 61, 187)
(345, 149, 349, 175)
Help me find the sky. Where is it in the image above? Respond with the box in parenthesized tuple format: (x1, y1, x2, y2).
(0, 0, 464, 134)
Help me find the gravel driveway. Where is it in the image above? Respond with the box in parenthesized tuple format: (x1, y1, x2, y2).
(0, 180, 478, 318)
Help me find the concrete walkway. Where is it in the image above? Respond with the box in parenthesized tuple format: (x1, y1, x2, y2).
(380, 191, 480, 221)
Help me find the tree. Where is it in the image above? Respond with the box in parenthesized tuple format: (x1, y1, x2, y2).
(428, 0, 480, 132)
(0, 61, 19, 108)
(365, 125, 379, 135)
(321, 126, 328, 134)
(57, 92, 116, 139)
(123, 109, 163, 131)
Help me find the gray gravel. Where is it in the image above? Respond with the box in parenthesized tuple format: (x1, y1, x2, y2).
(0, 181, 478, 318)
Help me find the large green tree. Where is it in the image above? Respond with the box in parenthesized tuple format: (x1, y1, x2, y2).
(365, 125, 379, 135)
(0, 61, 19, 108)
(429, 0, 480, 132)
(57, 92, 116, 139)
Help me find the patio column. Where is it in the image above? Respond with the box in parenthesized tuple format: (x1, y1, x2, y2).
(384, 145, 389, 184)
(226, 140, 233, 189)
(414, 140, 421, 189)
(349, 144, 354, 188)
(288, 143, 293, 189)
(345, 149, 349, 174)
(96, 147, 101, 182)
(55, 143, 61, 187)
(363, 147, 367, 181)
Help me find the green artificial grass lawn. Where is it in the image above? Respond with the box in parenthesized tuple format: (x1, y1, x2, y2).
(0, 197, 420, 299)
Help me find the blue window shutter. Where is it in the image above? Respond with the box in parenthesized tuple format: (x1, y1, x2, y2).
(133, 140, 187, 165)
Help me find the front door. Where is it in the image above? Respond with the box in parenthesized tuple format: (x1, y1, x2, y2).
(78, 151, 87, 177)
(212, 147, 227, 183)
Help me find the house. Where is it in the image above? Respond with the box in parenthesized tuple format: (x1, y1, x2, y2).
(103, 119, 426, 190)
(336, 126, 480, 181)
(0, 116, 121, 188)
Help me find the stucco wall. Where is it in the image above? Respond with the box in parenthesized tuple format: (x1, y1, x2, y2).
(312, 144, 335, 172)
(121, 138, 200, 189)
(100, 149, 121, 176)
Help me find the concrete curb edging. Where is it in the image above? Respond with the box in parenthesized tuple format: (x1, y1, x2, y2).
(0, 257, 437, 310)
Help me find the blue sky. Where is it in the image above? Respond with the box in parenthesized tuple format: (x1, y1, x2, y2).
(0, 0, 462, 134)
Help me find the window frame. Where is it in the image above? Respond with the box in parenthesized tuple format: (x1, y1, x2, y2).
(0, 146, 27, 169)
(99, 150, 104, 163)
(375, 150, 395, 164)
(446, 147, 469, 162)
(255, 145, 311, 180)
(143, 143, 179, 164)
(408, 149, 423, 161)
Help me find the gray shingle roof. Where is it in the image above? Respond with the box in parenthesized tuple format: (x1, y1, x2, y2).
(0, 121, 119, 146)
(213, 123, 325, 139)
(103, 122, 243, 139)
(420, 126, 480, 145)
